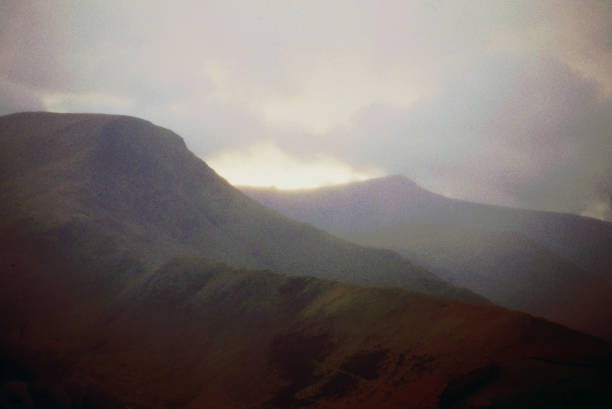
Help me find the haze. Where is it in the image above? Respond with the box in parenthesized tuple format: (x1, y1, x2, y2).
(1, 0, 611, 219)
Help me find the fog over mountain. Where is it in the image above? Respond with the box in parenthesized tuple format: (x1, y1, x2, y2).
(2, 0, 611, 219)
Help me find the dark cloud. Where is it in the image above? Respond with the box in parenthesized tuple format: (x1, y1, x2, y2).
(322, 53, 612, 217)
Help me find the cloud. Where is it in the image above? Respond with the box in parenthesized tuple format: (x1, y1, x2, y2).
(318, 53, 612, 212)
(1, 0, 611, 216)
(40, 91, 134, 114)
(202, 53, 432, 133)
(0, 77, 44, 116)
(580, 194, 612, 222)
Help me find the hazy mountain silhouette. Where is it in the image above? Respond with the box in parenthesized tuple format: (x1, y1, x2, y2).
(242, 176, 612, 339)
(242, 175, 612, 278)
(0, 112, 480, 302)
(1, 112, 612, 408)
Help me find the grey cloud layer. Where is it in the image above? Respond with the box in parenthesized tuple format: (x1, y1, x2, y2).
(1, 0, 611, 219)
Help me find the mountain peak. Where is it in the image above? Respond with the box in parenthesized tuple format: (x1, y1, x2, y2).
(352, 174, 428, 193)
(241, 173, 442, 235)
(369, 174, 416, 184)
(0, 111, 187, 151)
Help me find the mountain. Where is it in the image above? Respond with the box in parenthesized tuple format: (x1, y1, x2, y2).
(241, 176, 612, 339)
(0, 112, 479, 302)
(241, 175, 612, 279)
(1, 112, 611, 408)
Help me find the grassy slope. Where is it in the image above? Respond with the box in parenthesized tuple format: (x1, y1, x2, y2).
(0, 112, 479, 302)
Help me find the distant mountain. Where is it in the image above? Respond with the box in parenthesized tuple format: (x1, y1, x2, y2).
(0, 112, 478, 302)
(242, 176, 612, 340)
(242, 175, 612, 279)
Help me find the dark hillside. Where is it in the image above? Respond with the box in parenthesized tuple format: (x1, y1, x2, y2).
(1, 235, 611, 409)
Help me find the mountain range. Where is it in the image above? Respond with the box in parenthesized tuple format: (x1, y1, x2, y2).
(0, 112, 478, 302)
(242, 175, 612, 340)
(1, 112, 611, 408)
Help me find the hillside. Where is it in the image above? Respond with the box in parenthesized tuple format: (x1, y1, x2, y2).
(0, 112, 478, 302)
(348, 224, 612, 340)
(1, 112, 612, 408)
(1, 241, 611, 409)
(241, 176, 612, 339)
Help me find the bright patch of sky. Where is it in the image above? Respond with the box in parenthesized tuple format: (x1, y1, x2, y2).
(207, 141, 383, 189)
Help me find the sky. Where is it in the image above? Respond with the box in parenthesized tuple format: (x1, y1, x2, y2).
(1, 0, 611, 220)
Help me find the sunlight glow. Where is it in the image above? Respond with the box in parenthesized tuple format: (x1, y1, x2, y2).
(206, 141, 384, 189)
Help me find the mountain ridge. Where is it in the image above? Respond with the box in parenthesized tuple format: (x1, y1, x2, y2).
(241, 175, 612, 339)
(0, 111, 481, 302)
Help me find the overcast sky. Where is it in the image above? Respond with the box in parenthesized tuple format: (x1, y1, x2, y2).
(1, 0, 611, 220)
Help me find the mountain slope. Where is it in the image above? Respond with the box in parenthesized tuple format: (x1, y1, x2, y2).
(1, 112, 611, 408)
(1, 237, 611, 409)
(241, 176, 612, 339)
(0, 112, 479, 302)
(242, 175, 612, 279)
(348, 224, 612, 340)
